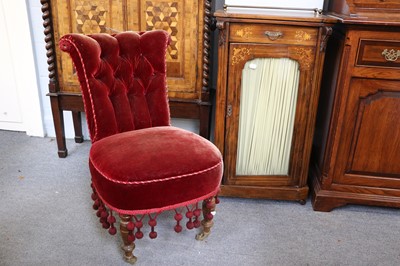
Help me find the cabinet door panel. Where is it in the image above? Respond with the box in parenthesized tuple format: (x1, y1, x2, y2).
(335, 78, 400, 187)
(224, 43, 315, 186)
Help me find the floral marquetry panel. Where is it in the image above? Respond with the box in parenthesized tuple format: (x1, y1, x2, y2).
(51, 0, 127, 92)
(130, 0, 203, 100)
(51, 0, 204, 100)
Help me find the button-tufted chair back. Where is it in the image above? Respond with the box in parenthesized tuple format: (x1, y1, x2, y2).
(59, 30, 171, 143)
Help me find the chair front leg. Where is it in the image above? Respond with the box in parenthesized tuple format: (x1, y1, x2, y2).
(196, 197, 216, 241)
(119, 214, 137, 264)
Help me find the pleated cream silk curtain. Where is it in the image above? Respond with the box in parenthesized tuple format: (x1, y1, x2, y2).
(236, 58, 300, 175)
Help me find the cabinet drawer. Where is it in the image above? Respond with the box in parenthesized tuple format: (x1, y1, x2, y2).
(353, 0, 400, 9)
(229, 23, 318, 46)
(356, 39, 400, 68)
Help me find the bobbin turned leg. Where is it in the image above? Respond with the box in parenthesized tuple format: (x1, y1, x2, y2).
(196, 197, 216, 241)
(119, 214, 137, 264)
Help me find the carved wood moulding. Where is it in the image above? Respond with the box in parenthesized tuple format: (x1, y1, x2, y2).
(202, 0, 212, 99)
(41, 0, 58, 90)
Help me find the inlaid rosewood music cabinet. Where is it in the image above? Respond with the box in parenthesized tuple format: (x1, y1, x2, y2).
(41, 0, 213, 157)
(214, 8, 336, 202)
(310, 0, 400, 211)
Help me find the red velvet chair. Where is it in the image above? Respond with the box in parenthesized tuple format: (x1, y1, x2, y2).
(59, 30, 223, 264)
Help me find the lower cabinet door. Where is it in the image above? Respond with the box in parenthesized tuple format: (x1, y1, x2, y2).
(333, 78, 400, 190)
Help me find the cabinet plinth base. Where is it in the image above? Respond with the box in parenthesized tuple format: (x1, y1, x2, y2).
(220, 185, 309, 202)
(310, 171, 400, 212)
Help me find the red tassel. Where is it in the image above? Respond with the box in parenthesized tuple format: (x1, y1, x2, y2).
(91, 193, 97, 201)
(215, 195, 220, 204)
(108, 226, 117, 235)
(101, 210, 108, 218)
(186, 210, 193, 219)
(127, 232, 135, 243)
(107, 215, 116, 224)
(124, 215, 135, 243)
(148, 219, 157, 227)
(93, 199, 100, 210)
(127, 221, 135, 231)
(186, 220, 194, 230)
(174, 212, 183, 221)
(135, 230, 144, 239)
(134, 216, 144, 239)
(96, 206, 104, 217)
(193, 208, 201, 217)
(101, 211, 110, 229)
(91, 184, 99, 210)
(148, 213, 159, 239)
(102, 221, 110, 229)
(194, 219, 201, 228)
(174, 210, 183, 233)
(149, 231, 157, 239)
(193, 204, 201, 228)
(107, 211, 117, 235)
(186, 208, 194, 229)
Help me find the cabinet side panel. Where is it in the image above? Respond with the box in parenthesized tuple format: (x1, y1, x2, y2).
(312, 29, 344, 178)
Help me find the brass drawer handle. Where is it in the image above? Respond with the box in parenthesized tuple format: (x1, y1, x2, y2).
(264, 31, 283, 41)
(381, 49, 400, 62)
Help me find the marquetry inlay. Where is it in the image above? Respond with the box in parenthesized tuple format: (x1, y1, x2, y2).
(231, 47, 251, 65)
(145, 1, 179, 60)
(235, 27, 252, 39)
(295, 30, 311, 42)
(75, 0, 108, 33)
(291, 47, 313, 69)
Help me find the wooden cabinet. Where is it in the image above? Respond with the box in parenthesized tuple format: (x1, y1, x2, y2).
(214, 9, 335, 202)
(310, 2, 400, 211)
(41, 0, 213, 157)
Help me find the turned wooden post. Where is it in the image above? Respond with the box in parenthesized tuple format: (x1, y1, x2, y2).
(119, 214, 137, 264)
(196, 197, 216, 240)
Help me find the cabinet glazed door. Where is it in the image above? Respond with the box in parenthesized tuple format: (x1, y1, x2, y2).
(333, 78, 400, 189)
(224, 43, 315, 187)
(52, 0, 203, 100)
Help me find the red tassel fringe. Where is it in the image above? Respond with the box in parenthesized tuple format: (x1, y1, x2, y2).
(90, 184, 220, 240)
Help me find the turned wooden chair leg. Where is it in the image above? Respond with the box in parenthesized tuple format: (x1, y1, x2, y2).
(119, 214, 137, 264)
(196, 197, 216, 241)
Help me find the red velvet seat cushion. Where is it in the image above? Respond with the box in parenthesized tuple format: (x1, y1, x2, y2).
(89, 126, 223, 214)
